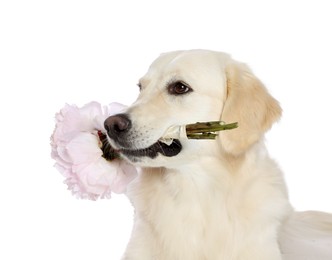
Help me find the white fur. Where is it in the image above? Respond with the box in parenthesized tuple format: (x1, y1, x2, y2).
(110, 50, 332, 260)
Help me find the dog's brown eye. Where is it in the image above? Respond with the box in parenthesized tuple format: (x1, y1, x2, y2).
(137, 83, 142, 91)
(168, 81, 192, 95)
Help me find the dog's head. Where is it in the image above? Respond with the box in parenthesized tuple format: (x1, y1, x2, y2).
(104, 50, 281, 167)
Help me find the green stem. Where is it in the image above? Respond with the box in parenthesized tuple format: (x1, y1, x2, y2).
(186, 121, 238, 139)
(187, 133, 218, 139)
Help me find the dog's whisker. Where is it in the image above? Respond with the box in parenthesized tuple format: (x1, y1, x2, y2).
(173, 141, 182, 148)
(157, 141, 167, 156)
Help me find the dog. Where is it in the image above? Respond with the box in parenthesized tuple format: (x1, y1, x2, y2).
(104, 50, 332, 260)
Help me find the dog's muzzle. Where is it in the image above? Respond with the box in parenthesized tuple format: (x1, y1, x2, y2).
(104, 114, 182, 159)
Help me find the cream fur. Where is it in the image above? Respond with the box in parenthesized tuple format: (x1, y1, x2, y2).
(114, 50, 294, 259)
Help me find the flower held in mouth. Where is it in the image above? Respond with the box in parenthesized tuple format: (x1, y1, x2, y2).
(50, 101, 138, 200)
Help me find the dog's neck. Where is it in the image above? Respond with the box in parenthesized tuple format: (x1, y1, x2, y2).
(129, 140, 282, 204)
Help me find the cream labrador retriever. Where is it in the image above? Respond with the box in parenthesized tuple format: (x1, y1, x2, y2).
(104, 50, 332, 260)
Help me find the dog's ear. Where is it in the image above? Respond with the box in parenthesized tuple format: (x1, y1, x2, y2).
(219, 61, 282, 155)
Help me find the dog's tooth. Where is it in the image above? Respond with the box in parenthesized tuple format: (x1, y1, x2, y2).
(162, 125, 187, 139)
(159, 138, 174, 146)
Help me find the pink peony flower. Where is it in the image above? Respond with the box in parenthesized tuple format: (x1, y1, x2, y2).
(50, 101, 138, 200)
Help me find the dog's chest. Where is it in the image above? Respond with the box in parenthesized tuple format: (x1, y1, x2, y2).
(127, 163, 289, 260)
(129, 170, 242, 259)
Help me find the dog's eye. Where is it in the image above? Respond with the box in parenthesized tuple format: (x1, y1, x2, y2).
(137, 83, 142, 91)
(168, 81, 193, 95)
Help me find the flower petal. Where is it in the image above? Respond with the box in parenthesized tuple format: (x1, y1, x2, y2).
(65, 133, 102, 165)
(111, 160, 138, 193)
(72, 159, 119, 198)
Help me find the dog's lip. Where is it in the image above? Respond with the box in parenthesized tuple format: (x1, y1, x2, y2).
(119, 139, 182, 159)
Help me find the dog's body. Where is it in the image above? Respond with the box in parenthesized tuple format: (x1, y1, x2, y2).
(105, 50, 332, 259)
(124, 147, 290, 260)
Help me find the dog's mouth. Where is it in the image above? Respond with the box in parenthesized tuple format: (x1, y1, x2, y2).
(119, 139, 182, 159)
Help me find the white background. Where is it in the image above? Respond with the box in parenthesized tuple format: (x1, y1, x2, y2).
(1, 0, 332, 259)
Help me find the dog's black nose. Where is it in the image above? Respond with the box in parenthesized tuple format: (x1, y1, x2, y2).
(104, 114, 131, 139)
